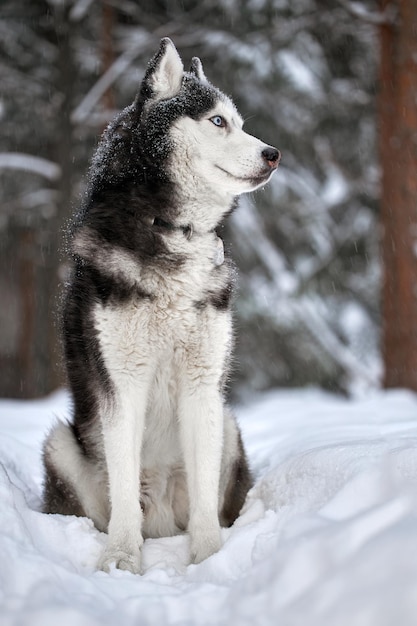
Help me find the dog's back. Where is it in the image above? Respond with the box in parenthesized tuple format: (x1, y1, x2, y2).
(43, 38, 279, 573)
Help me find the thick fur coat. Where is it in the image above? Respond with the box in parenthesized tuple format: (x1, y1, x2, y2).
(42, 38, 279, 574)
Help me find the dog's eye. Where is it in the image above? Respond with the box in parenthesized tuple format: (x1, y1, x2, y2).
(210, 115, 226, 128)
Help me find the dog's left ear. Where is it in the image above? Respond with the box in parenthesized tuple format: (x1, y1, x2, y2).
(141, 38, 184, 101)
(190, 57, 208, 83)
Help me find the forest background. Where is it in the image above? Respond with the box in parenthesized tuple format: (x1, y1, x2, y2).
(0, 0, 414, 400)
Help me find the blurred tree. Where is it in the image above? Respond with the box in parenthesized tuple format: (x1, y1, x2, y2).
(380, 0, 417, 389)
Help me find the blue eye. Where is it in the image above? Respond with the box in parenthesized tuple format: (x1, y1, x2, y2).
(210, 115, 226, 128)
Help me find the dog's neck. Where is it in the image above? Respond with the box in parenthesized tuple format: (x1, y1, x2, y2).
(151, 216, 225, 266)
(152, 216, 194, 240)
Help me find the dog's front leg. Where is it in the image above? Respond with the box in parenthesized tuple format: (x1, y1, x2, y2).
(98, 385, 148, 574)
(178, 385, 224, 564)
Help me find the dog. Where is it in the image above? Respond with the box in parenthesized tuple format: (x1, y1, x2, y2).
(42, 38, 280, 574)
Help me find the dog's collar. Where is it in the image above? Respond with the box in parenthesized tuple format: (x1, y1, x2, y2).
(152, 217, 224, 266)
(152, 216, 193, 240)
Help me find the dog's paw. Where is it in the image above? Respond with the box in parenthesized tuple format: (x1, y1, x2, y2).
(190, 529, 222, 564)
(98, 546, 142, 575)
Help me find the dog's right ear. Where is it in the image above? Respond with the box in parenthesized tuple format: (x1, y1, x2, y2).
(140, 38, 184, 102)
(189, 57, 208, 84)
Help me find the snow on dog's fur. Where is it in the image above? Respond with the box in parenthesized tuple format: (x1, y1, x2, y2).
(42, 38, 280, 574)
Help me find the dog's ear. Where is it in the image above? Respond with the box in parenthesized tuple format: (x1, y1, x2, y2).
(190, 57, 208, 83)
(141, 38, 184, 101)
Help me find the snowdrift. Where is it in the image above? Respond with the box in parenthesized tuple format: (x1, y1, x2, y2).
(1, 388, 417, 625)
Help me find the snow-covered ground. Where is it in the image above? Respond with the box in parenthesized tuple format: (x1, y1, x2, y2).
(1, 388, 417, 625)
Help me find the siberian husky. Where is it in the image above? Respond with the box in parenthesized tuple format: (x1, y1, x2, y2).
(43, 38, 280, 574)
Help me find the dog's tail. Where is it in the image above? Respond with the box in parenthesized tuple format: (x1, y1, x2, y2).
(42, 421, 109, 532)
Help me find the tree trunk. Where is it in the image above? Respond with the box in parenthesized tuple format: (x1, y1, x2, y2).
(44, 3, 79, 393)
(380, 0, 417, 389)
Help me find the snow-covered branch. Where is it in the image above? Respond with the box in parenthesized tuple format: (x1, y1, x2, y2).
(69, 0, 95, 22)
(336, 0, 398, 25)
(0, 153, 61, 181)
(71, 39, 150, 124)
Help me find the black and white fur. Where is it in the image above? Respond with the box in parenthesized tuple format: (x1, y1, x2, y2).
(43, 38, 280, 574)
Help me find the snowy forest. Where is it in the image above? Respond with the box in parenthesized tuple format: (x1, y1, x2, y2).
(3, 3, 417, 623)
(0, 0, 414, 399)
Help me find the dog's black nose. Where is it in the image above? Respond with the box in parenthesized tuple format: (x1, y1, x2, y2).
(262, 147, 281, 169)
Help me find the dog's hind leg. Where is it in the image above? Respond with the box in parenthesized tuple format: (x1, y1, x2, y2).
(43, 422, 109, 531)
(219, 417, 253, 527)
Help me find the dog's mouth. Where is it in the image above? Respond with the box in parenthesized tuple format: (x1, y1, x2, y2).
(215, 165, 276, 186)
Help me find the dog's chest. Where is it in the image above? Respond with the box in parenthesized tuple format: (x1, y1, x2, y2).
(94, 251, 231, 370)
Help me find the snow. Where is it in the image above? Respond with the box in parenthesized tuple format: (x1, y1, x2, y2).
(1, 387, 417, 625)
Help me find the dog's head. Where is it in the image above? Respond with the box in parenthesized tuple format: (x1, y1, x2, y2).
(90, 39, 279, 204)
